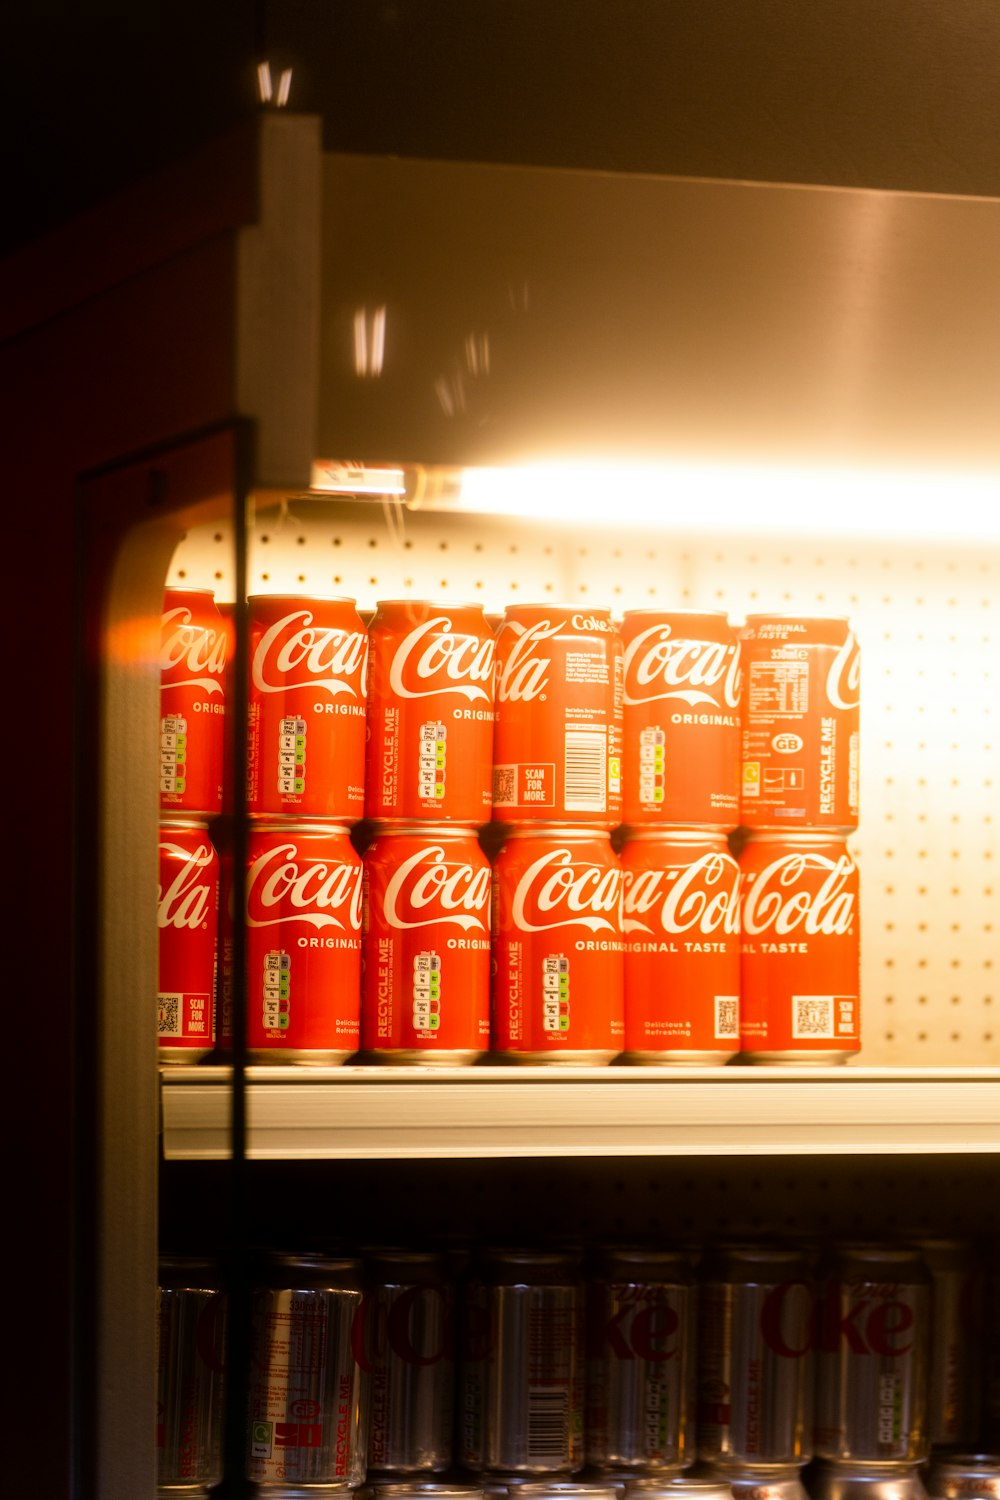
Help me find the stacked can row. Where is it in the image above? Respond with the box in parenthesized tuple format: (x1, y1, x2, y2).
(157, 818, 860, 1064)
(159, 592, 861, 833)
(157, 1239, 1000, 1496)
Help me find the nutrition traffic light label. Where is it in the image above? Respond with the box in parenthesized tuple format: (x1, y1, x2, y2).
(160, 714, 188, 794)
(638, 725, 666, 806)
(263, 949, 291, 1032)
(542, 954, 570, 1033)
(412, 951, 441, 1034)
(417, 721, 447, 803)
(277, 716, 307, 797)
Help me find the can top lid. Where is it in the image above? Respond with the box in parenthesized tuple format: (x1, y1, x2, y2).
(621, 826, 731, 845)
(499, 824, 614, 841)
(367, 823, 482, 840)
(253, 1250, 362, 1284)
(375, 597, 484, 613)
(247, 591, 358, 605)
(164, 585, 215, 597)
(622, 606, 730, 620)
(249, 820, 353, 836)
(742, 611, 850, 624)
(499, 601, 614, 617)
(159, 817, 211, 833)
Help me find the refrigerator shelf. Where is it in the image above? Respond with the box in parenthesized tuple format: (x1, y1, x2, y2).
(160, 1064, 1000, 1162)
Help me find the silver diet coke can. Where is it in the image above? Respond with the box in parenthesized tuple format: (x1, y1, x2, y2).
(697, 1244, 815, 1470)
(814, 1244, 932, 1464)
(585, 1247, 697, 1473)
(461, 1249, 584, 1475)
(248, 1252, 368, 1489)
(917, 1240, 984, 1451)
(362, 1249, 456, 1476)
(156, 1256, 227, 1492)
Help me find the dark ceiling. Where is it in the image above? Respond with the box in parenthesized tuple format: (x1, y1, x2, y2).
(5, 0, 1000, 257)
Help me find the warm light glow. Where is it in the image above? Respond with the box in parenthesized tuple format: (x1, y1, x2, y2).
(446, 461, 1000, 539)
(310, 461, 406, 496)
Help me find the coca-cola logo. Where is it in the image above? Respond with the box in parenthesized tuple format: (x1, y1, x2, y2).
(351, 1284, 455, 1372)
(158, 840, 215, 929)
(623, 851, 740, 937)
(510, 847, 622, 934)
(495, 619, 562, 703)
(387, 616, 494, 702)
(759, 1280, 815, 1358)
(382, 845, 490, 932)
(741, 852, 856, 937)
(818, 1281, 916, 1356)
(588, 1295, 681, 1361)
(160, 605, 226, 694)
(252, 609, 367, 699)
(826, 631, 860, 711)
(623, 623, 741, 710)
(247, 843, 363, 930)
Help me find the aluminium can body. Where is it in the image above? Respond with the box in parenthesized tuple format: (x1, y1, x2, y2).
(157, 819, 219, 1062)
(362, 1250, 456, 1476)
(814, 1244, 932, 1464)
(491, 825, 625, 1064)
(248, 1253, 368, 1490)
(917, 1240, 983, 1451)
(361, 826, 491, 1065)
(365, 599, 495, 824)
(620, 608, 741, 827)
(585, 1247, 697, 1472)
(738, 832, 860, 1064)
(460, 1249, 584, 1475)
(159, 587, 227, 816)
(738, 614, 859, 831)
(247, 593, 368, 822)
(492, 603, 623, 827)
(701, 1464, 810, 1500)
(924, 1454, 1000, 1500)
(245, 822, 363, 1062)
(620, 828, 740, 1064)
(696, 1245, 815, 1470)
(156, 1257, 227, 1492)
(804, 1462, 929, 1500)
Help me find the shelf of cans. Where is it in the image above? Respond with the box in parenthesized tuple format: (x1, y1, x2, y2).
(158, 590, 860, 1071)
(158, 1238, 1000, 1500)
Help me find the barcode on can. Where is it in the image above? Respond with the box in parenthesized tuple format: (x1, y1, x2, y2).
(527, 1386, 570, 1459)
(792, 995, 835, 1038)
(563, 730, 607, 812)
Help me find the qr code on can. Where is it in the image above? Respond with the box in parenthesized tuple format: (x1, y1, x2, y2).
(157, 994, 182, 1036)
(792, 995, 835, 1039)
(714, 996, 739, 1039)
(492, 765, 517, 806)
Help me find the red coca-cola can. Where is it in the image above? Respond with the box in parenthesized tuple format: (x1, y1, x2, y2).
(215, 835, 235, 1054)
(247, 594, 368, 821)
(365, 599, 495, 824)
(159, 588, 227, 816)
(621, 609, 741, 827)
(815, 1243, 932, 1463)
(620, 828, 740, 1064)
(491, 825, 625, 1064)
(738, 832, 860, 1063)
(361, 825, 491, 1064)
(245, 822, 362, 1062)
(492, 604, 623, 826)
(739, 614, 860, 830)
(157, 819, 219, 1062)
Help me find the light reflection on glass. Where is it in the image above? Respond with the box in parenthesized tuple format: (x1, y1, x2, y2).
(353, 306, 387, 378)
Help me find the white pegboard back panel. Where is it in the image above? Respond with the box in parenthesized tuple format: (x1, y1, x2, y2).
(168, 498, 1000, 1069)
